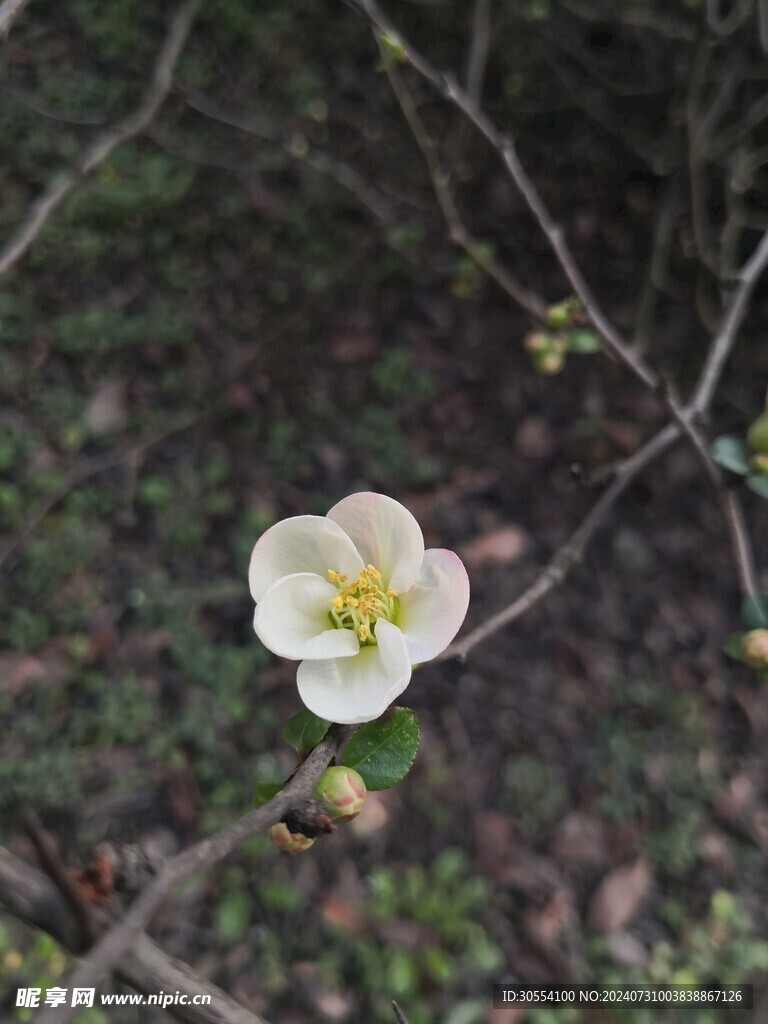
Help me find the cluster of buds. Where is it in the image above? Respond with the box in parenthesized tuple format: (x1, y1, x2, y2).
(269, 766, 367, 854)
(523, 298, 600, 376)
(524, 330, 568, 376)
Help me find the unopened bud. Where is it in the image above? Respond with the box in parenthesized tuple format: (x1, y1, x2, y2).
(534, 350, 565, 375)
(268, 822, 314, 854)
(749, 453, 768, 475)
(545, 298, 580, 329)
(747, 409, 768, 455)
(524, 331, 549, 353)
(741, 630, 768, 669)
(313, 766, 367, 822)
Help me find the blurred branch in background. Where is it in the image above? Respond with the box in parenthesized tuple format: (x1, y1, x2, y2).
(0, 851, 269, 1024)
(0, 0, 200, 279)
(355, 0, 766, 628)
(29, 729, 348, 1024)
(0, 0, 31, 40)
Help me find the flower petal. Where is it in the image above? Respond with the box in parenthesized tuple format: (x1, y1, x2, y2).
(296, 619, 411, 724)
(249, 515, 364, 602)
(326, 492, 424, 592)
(254, 573, 360, 661)
(398, 548, 470, 663)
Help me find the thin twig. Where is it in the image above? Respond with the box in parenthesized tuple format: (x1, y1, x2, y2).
(722, 489, 760, 599)
(183, 90, 395, 225)
(8, 789, 97, 948)
(0, 0, 30, 38)
(383, 57, 545, 317)
(31, 729, 346, 1024)
(0, 0, 200, 279)
(0, 850, 268, 1024)
(354, 0, 659, 391)
(391, 1001, 411, 1024)
(437, 422, 680, 661)
(692, 229, 768, 414)
(659, 378, 759, 600)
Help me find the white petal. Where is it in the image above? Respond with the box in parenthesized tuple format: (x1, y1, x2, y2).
(249, 515, 364, 602)
(398, 549, 470, 663)
(254, 573, 360, 661)
(296, 619, 411, 724)
(326, 492, 424, 592)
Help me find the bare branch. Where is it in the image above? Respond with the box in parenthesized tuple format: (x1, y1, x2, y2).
(0, 850, 269, 1024)
(392, 1001, 411, 1024)
(10, 791, 97, 948)
(31, 728, 346, 1024)
(437, 421, 681, 661)
(0, 0, 31, 38)
(692, 229, 768, 414)
(353, 0, 659, 391)
(0, 0, 200, 279)
(382, 57, 546, 317)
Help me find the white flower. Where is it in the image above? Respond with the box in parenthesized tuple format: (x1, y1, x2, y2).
(249, 492, 470, 724)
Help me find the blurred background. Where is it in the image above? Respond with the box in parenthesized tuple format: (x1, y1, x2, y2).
(1, 1, 768, 1021)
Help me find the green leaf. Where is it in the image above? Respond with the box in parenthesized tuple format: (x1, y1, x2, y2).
(566, 328, 601, 354)
(723, 633, 745, 662)
(747, 473, 768, 498)
(282, 710, 330, 754)
(742, 595, 768, 630)
(253, 781, 283, 808)
(711, 435, 750, 475)
(341, 707, 420, 791)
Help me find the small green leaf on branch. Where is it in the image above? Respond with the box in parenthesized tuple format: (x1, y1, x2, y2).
(711, 435, 750, 475)
(746, 473, 768, 499)
(282, 710, 331, 754)
(566, 328, 600, 354)
(341, 707, 420, 791)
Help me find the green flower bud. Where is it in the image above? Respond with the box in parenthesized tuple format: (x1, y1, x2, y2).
(747, 410, 768, 455)
(545, 298, 579, 329)
(268, 822, 315, 853)
(524, 331, 549, 353)
(749, 453, 768, 475)
(312, 766, 367, 822)
(741, 630, 768, 669)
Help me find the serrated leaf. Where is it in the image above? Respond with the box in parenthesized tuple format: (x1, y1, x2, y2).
(742, 595, 768, 630)
(747, 473, 768, 498)
(253, 781, 283, 808)
(723, 633, 745, 662)
(566, 328, 601, 354)
(711, 435, 750, 475)
(341, 707, 420, 791)
(282, 710, 330, 753)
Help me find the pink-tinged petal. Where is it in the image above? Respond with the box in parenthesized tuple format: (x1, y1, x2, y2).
(249, 515, 364, 602)
(398, 548, 470, 663)
(296, 619, 411, 724)
(326, 492, 424, 592)
(254, 573, 360, 661)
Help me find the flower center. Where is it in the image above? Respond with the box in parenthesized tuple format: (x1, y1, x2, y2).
(327, 565, 398, 645)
